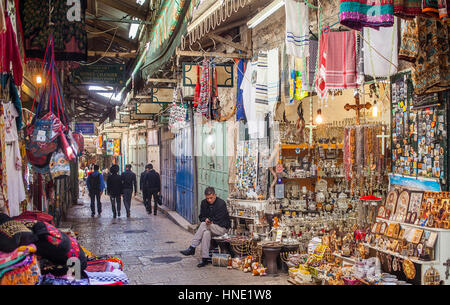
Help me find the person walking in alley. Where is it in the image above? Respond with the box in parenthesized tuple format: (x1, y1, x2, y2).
(121, 164, 137, 218)
(107, 165, 123, 218)
(86, 164, 106, 217)
(141, 164, 161, 215)
(180, 187, 230, 267)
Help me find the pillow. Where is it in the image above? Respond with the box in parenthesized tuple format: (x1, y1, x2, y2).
(0, 213, 37, 253)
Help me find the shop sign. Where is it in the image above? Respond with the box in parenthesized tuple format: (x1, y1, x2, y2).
(147, 87, 174, 103)
(106, 139, 114, 155)
(72, 64, 125, 86)
(74, 122, 95, 135)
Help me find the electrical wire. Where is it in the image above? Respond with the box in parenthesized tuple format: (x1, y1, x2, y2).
(76, 27, 118, 66)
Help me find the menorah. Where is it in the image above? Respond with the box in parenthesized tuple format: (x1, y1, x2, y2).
(231, 239, 260, 263)
(279, 245, 300, 263)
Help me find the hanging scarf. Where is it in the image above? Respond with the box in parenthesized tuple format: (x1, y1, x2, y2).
(339, 0, 395, 31)
(393, 0, 423, 19)
(324, 31, 358, 90)
(236, 59, 246, 121)
(301, 40, 318, 92)
(197, 59, 210, 117)
(285, 0, 309, 58)
(316, 31, 328, 102)
(255, 51, 268, 106)
(0, 14, 22, 86)
(194, 64, 200, 109)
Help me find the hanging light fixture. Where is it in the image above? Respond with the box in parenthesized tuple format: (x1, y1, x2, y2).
(35, 75, 42, 84)
(315, 109, 323, 124)
(372, 101, 378, 117)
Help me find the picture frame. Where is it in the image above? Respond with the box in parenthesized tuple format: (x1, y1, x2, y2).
(425, 232, 438, 248)
(375, 222, 382, 234)
(392, 223, 401, 239)
(377, 205, 386, 218)
(395, 190, 410, 222)
(398, 228, 405, 240)
(380, 222, 387, 235)
(411, 229, 424, 244)
(385, 189, 399, 220)
(386, 223, 395, 237)
(408, 191, 424, 219)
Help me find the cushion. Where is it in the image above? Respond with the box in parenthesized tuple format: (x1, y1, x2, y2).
(0, 213, 38, 253)
(31, 221, 87, 272)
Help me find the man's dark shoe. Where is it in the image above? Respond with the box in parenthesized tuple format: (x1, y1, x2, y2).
(118, 212, 121, 217)
(197, 258, 209, 268)
(180, 246, 195, 256)
(127, 214, 130, 218)
(113, 214, 117, 219)
(91, 213, 95, 218)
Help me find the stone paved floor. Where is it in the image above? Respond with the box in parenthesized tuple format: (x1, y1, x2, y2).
(61, 192, 289, 285)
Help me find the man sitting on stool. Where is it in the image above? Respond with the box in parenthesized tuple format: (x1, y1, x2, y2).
(180, 187, 230, 267)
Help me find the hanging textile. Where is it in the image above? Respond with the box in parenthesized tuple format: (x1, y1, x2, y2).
(194, 64, 200, 109)
(398, 18, 419, 62)
(3, 102, 26, 217)
(0, 104, 8, 215)
(0, 14, 23, 86)
(197, 58, 210, 117)
(255, 51, 268, 106)
(0, 74, 23, 130)
(399, 17, 450, 94)
(236, 59, 246, 121)
(339, 0, 395, 31)
(393, 0, 422, 19)
(422, 0, 448, 19)
(316, 31, 328, 102)
(267, 48, 279, 108)
(16, 0, 87, 62)
(241, 61, 259, 138)
(285, 0, 309, 58)
(363, 17, 398, 77)
(301, 40, 318, 92)
(324, 31, 358, 90)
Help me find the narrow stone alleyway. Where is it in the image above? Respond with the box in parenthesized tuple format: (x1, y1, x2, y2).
(61, 192, 289, 285)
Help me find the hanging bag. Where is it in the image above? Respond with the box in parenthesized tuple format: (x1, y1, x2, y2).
(49, 148, 70, 180)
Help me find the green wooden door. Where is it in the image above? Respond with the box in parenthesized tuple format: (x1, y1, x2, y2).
(196, 122, 229, 210)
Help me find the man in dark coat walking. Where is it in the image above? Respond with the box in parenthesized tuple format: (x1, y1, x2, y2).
(121, 164, 137, 218)
(86, 164, 105, 217)
(107, 165, 123, 218)
(141, 164, 161, 215)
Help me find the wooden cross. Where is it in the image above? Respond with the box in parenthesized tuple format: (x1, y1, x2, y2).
(444, 259, 450, 280)
(344, 93, 372, 125)
(376, 126, 391, 156)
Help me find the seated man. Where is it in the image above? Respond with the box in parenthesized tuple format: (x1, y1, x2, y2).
(180, 187, 230, 267)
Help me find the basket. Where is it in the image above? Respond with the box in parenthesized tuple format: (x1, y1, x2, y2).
(343, 278, 362, 285)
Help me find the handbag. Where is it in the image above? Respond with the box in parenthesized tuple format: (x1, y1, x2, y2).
(49, 149, 70, 180)
(72, 132, 84, 155)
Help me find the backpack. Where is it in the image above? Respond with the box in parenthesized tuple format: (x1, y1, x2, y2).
(89, 173, 100, 191)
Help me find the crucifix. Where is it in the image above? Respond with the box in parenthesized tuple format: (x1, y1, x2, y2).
(376, 126, 391, 156)
(344, 91, 372, 125)
(444, 259, 450, 280)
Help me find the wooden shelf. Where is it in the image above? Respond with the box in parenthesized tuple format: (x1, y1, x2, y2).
(281, 144, 344, 150)
(333, 252, 357, 264)
(362, 243, 438, 265)
(376, 217, 450, 233)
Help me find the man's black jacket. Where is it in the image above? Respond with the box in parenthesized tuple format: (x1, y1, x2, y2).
(141, 170, 161, 192)
(107, 174, 123, 196)
(198, 197, 230, 229)
(121, 170, 137, 192)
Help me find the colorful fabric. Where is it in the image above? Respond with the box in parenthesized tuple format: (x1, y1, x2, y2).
(0, 1, 5, 34)
(236, 60, 246, 121)
(398, 18, 419, 62)
(411, 17, 450, 94)
(0, 74, 23, 130)
(0, 254, 40, 285)
(0, 14, 23, 86)
(197, 59, 210, 117)
(438, 0, 449, 19)
(285, 0, 309, 58)
(0, 215, 37, 253)
(0, 244, 36, 266)
(393, 0, 422, 19)
(324, 31, 358, 90)
(17, 0, 87, 61)
(422, 0, 439, 18)
(339, 0, 395, 31)
(255, 51, 268, 105)
(363, 17, 398, 77)
(316, 31, 329, 101)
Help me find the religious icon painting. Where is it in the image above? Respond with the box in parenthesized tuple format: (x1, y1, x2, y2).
(377, 205, 386, 219)
(408, 191, 424, 223)
(395, 191, 410, 223)
(385, 189, 399, 220)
